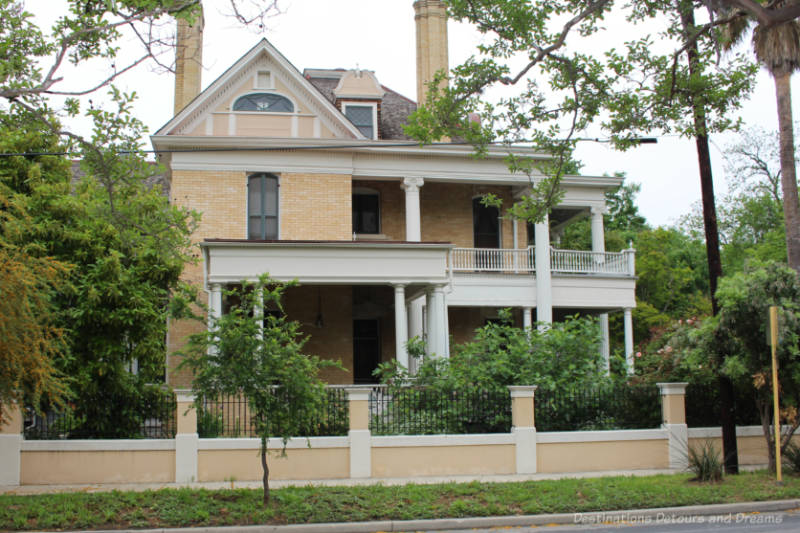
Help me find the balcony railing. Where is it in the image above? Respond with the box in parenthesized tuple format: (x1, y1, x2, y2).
(450, 247, 635, 276)
(451, 247, 534, 273)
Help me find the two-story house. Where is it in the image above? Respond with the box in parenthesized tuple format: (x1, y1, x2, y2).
(158, 1, 637, 388)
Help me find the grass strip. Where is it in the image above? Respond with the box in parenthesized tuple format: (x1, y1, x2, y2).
(2, 471, 799, 531)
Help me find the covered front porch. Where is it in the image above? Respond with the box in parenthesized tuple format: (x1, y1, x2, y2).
(201, 239, 454, 383)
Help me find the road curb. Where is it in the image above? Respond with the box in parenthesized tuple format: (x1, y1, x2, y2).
(62, 499, 800, 533)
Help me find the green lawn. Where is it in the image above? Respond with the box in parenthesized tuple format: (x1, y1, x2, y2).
(2, 472, 798, 530)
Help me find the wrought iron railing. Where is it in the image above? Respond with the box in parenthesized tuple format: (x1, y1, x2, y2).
(369, 386, 511, 435)
(535, 383, 661, 431)
(198, 387, 349, 438)
(685, 382, 761, 427)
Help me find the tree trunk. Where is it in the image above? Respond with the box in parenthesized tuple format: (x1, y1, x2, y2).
(678, 0, 739, 474)
(261, 437, 270, 506)
(773, 68, 800, 275)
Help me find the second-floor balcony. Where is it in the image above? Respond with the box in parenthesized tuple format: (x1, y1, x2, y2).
(450, 247, 636, 277)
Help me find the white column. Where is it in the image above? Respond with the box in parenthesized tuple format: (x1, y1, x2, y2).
(624, 307, 634, 375)
(590, 205, 606, 257)
(254, 287, 264, 341)
(393, 284, 409, 370)
(208, 283, 222, 327)
(402, 177, 424, 242)
(425, 289, 437, 358)
(174, 390, 198, 484)
(409, 298, 424, 340)
(534, 216, 552, 327)
(599, 313, 610, 374)
(434, 285, 448, 358)
(523, 307, 533, 330)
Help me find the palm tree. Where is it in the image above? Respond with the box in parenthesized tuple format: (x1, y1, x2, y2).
(720, 3, 800, 275)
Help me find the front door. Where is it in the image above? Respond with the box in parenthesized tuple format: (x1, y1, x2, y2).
(353, 319, 381, 383)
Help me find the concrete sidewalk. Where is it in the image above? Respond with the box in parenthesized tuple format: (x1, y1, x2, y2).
(0, 468, 680, 495)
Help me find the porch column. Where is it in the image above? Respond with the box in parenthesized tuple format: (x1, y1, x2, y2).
(393, 284, 409, 370)
(534, 216, 552, 327)
(208, 283, 222, 327)
(426, 285, 448, 358)
(425, 289, 437, 358)
(590, 205, 606, 258)
(600, 313, 610, 374)
(402, 177, 424, 242)
(624, 307, 634, 375)
(254, 287, 264, 341)
(522, 307, 533, 330)
(590, 206, 611, 369)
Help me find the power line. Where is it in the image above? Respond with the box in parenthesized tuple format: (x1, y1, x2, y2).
(0, 136, 664, 158)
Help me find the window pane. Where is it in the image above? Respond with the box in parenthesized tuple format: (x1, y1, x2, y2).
(345, 106, 373, 126)
(233, 93, 294, 112)
(353, 193, 379, 233)
(248, 176, 262, 215)
(264, 217, 278, 239)
(248, 216, 263, 239)
(356, 125, 374, 138)
(264, 175, 278, 216)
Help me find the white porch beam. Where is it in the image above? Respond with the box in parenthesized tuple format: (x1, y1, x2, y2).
(393, 284, 409, 370)
(402, 177, 424, 242)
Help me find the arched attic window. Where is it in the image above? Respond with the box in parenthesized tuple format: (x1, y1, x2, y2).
(233, 93, 294, 112)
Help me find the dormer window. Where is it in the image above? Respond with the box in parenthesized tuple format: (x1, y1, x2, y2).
(343, 102, 377, 139)
(233, 93, 294, 112)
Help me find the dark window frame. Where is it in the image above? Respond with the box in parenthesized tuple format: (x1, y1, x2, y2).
(248, 173, 279, 240)
(352, 188, 381, 234)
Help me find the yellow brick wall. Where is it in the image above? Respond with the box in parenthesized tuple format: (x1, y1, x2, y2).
(421, 183, 515, 247)
(283, 285, 354, 384)
(281, 173, 352, 240)
(168, 169, 248, 388)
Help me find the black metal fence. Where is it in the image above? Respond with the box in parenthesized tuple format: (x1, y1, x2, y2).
(685, 382, 761, 427)
(369, 386, 512, 435)
(535, 382, 661, 431)
(24, 391, 176, 440)
(198, 387, 349, 438)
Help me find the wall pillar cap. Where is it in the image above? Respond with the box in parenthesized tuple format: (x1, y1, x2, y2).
(508, 385, 537, 398)
(346, 387, 373, 401)
(657, 382, 688, 395)
(174, 390, 196, 403)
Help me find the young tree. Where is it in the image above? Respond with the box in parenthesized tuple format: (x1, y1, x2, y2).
(178, 276, 336, 505)
(0, 189, 70, 424)
(714, 263, 800, 472)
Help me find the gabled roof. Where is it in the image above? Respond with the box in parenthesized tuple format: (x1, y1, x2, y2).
(155, 39, 364, 139)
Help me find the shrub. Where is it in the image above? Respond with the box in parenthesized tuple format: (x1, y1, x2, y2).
(688, 440, 723, 482)
(783, 442, 800, 474)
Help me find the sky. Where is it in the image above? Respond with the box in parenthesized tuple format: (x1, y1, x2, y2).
(29, 0, 799, 228)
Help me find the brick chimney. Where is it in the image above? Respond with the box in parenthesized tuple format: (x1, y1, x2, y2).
(414, 0, 449, 105)
(174, 5, 204, 115)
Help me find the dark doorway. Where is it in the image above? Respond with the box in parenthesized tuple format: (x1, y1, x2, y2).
(353, 319, 381, 383)
(473, 197, 500, 248)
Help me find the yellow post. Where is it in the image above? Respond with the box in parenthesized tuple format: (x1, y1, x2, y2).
(769, 305, 782, 483)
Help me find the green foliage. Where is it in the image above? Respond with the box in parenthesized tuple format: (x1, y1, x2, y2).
(783, 442, 800, 474)
(423, 310, 605, 393)
(688, 440, 724, 482)
(178, 275, 340, 503)
(0, 92, 197, 434)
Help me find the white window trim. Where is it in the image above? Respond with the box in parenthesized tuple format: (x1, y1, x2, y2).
(342, 101, 378, 140)
(231, 92, 298, 113)
(254, 70, 274, 90)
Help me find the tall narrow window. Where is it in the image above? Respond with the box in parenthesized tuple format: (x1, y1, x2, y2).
(344, 103, 376, 139)
(353, 188, 380, 234)
(473, 197, 500, 248)
(248, 173, 278, 240)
